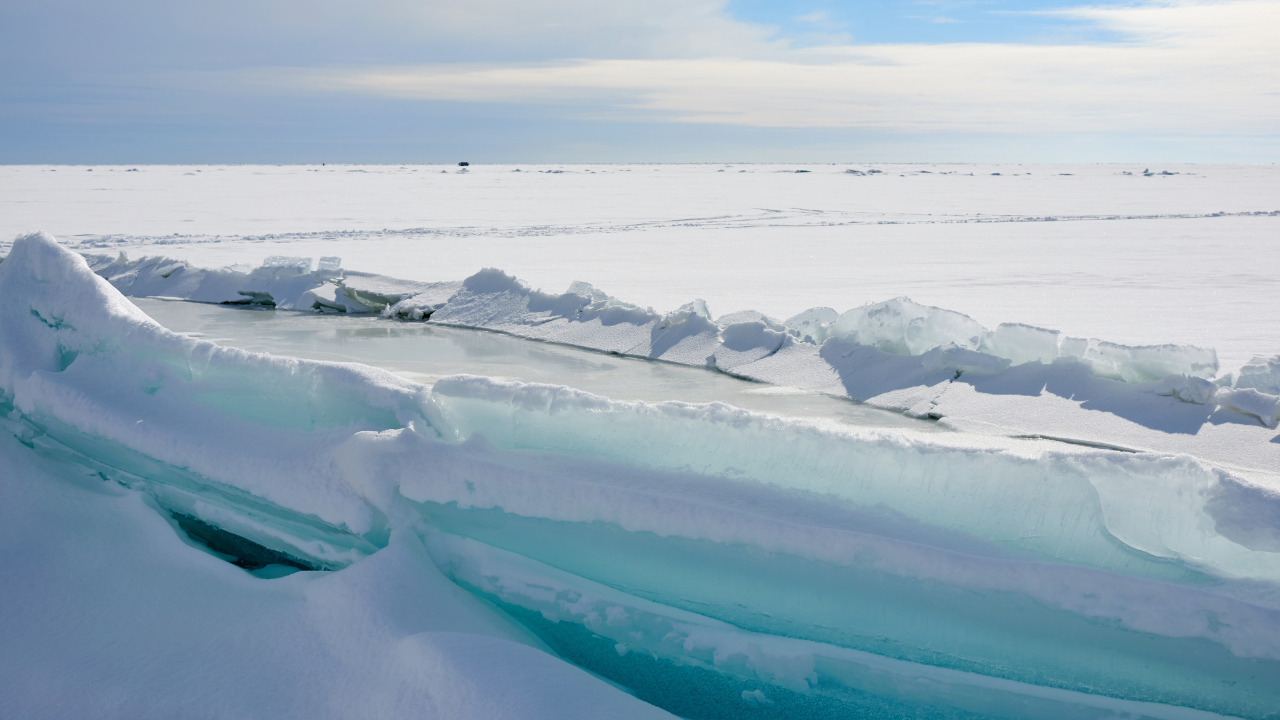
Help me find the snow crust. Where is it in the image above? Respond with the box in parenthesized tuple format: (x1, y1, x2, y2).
(5, 232, 1280, 718)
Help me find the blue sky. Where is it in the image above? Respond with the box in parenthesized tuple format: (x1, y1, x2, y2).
(2, 0, 1277, 163)
(728, 0, 1119, 44)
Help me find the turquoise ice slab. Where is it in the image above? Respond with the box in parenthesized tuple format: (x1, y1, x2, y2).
(419, 503, 1280, 719)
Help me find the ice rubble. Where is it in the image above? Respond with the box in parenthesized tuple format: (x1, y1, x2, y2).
(79, 249, 1280, 430)
(6, 232, 1280, 719)
(86, 250, 462, 315)
(85, 250, 1223, 378)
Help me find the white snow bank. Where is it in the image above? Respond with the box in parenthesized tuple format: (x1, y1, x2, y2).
(0, 431, 669, 720)
(5, 234, 439, 542)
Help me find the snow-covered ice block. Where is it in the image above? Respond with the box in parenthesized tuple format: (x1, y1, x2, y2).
(1235, 354, 1280, 395)
(716, 309, 786, 332)
(1216, 387, 1280, 428)
(317, 255, 342, 272)
(1144, 373, 1218, 404)
(781, 307, 838, 344)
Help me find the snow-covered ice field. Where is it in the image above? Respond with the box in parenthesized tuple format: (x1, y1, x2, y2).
(3, 163, 1278, 370)
(4, 165, 1280, 720)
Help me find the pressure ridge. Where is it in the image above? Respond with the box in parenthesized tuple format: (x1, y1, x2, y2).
(4, 232, 1280, 720)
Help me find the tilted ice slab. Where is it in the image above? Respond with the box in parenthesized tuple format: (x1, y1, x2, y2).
(6, 232, 1280, 719)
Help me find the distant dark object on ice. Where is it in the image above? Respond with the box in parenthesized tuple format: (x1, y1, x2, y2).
(458, 161, 470, 167)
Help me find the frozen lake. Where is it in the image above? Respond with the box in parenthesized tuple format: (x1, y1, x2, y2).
(4, 163, 1278, 372)
(131, 297, 937, 432)
(5, 179, 1280, 720)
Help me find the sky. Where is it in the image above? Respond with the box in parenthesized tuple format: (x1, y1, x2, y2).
(1, 0, 1277, 163)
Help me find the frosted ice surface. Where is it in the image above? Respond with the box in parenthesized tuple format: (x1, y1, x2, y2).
(317, 255, 342, 272)
(261, 255, 312, 272)
(565, 280, 611, 303)
(831, 297, 988, 356)
(983, 322, 1062, 365)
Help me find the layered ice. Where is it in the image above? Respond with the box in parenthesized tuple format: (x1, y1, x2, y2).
(6, 232, 1280, 719)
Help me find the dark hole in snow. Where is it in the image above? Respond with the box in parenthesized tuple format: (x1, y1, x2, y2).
(170, 512, 319, 573)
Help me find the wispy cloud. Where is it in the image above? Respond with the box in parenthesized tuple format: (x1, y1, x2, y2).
(247, 1, 1279, 135)
(905, 15, 963, 24)
(794, 10, 831, 24)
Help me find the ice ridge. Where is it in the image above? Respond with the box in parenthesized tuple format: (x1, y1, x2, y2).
(83, 250, 1218, 378)
(79, 250, 1280, 431)
(7, 231, 1280, 719)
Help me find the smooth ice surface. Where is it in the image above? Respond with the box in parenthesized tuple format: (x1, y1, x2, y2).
(5, 232, 1280, 719)
(3, 163, 1278, 372)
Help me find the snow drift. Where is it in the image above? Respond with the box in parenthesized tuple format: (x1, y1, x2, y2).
(6, 232, 1280, 719)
